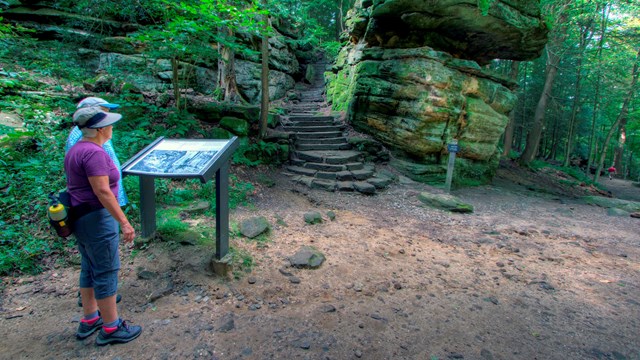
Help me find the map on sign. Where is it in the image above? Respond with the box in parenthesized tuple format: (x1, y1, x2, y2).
(124, 139, 229, 176)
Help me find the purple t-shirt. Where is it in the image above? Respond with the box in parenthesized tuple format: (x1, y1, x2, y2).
(64, 141, 119, 207)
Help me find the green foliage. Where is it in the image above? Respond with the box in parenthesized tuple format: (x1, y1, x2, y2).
(54, 0, 168, 24)
(477, 0, 493, 16)
(161, 111, 203, 138)
(320, 41, 343, 58)
(0, 77, 19, 94)
(0, 100, 71, 275)
(1, 41, 92, 82)
(228, 246, 254, 279)
(157, 216, 190, 237)
(233, 140, 287, 166)
(527, 160, 547, 171)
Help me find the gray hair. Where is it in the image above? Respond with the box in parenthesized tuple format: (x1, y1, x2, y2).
(80, 127, 98, 138)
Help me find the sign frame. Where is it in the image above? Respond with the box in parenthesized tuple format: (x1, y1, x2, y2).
(122, 136, 239, 260)
(122, 137, 238, 183)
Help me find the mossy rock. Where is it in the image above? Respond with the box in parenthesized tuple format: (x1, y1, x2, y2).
(208, 127, 232, 139)
(239, 216, 270, 238)
(583, 196, 640, 213)
(220, 116, 249, 136)
(304, 211, 323, 224)
(164, 229, 201, 246)
(289, 246, 326, 269)
(418, 192, 474, 213)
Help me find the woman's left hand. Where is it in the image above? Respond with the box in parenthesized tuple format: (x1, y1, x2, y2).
(121, 222, 135, 244)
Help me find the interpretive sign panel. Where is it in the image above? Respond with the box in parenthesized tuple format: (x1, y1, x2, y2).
(123, 138, 234, 181)
(122, 136, 239, 260)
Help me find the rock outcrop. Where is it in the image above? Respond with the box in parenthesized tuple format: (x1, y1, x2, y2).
(2, 2, 303, 104)
(328, 0, 548, 184)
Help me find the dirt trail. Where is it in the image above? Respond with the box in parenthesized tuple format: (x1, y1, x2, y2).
(1, 166, 639, 360)
(602, 178, 640, 202)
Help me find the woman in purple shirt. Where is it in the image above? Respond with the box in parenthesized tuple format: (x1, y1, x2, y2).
(64, 106, 142, 345)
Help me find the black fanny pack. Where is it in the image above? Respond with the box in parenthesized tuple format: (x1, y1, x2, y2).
(70, 202, 105, 222)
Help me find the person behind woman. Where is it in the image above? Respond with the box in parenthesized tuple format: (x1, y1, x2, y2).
(66, 97, 128, 207)
(65, 106, 142, 345)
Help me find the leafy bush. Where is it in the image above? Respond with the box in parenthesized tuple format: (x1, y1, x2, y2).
(0, 103, 70, 274)
(233, 140, 287, 166)
(321, 41, 343, 58)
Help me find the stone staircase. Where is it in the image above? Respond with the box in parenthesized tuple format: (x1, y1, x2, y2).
(281, 62, 392, 194)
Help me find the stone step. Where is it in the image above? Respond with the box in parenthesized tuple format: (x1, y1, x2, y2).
(303, 162, 351, 172)
(300, 90, 324, 94)
(288, 120, 336, 127)
(288, 109, 325, 114)
(290, 158, 305, 166)
(295, 143, 352, 151)
(350, 168, 375, 180)
(288, 104, 325, 110)
(297, 137, 348, 145)
(289, 115, 336, 122)
(290, 176, 377, 194)
(294, 131, 343, 139)
(294, 150, 362, 164)
(285, 125, 345, 132)
(367, 176, 393, 189)
(298, 161, 366, 172)
(286, 166, 317, 177)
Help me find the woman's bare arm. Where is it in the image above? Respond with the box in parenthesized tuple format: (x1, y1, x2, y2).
(88, 175, 135, 243)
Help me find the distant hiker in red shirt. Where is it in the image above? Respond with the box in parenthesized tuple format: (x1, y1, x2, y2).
(607, 165, 616, 180)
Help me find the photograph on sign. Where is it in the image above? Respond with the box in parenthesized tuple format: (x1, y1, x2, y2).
(125, 139, 228, 176)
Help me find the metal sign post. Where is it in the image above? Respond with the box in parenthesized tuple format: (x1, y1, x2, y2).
(122, 136, 239, 260)
(445, 139, 459, 193)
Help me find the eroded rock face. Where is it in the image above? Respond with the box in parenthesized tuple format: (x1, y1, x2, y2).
(4, 3, 301, 104)
(348, 0, 548, 65)
(329, 0, 547, 184)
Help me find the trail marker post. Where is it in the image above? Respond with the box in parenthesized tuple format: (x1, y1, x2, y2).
(445, 139, 459, 193)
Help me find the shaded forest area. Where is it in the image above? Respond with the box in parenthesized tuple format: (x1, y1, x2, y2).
(0, 0, 639, 276)
(498, 1, 640, 182)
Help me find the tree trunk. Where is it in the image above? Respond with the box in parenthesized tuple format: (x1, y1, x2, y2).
(626, 151, 633, 180)
(338, 0, 345, 34)
(586, 3, 609, 175)
(218, 27, 242, 103)
(171, 57, 181, 110)
(259, 0, 270, 139)
(514, 62, 529, 153)
(519, 45, 561, 165)
(562, 54, 584, 167)
(594, 47, 640, 183)
(502, 61, 519, 157)
(614, 122, 628, 171)
(562, 6, 595, 167)
(550, 113, 560, 160)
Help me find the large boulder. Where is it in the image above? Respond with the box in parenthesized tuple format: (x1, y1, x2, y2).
(93, 52, 218, 94)
(329, 46, 515, 183)
(235, 59, 296, 103)
(347, 0, 548, 65)
(3, 6, 139, 37)
(328, 0, 547, 185)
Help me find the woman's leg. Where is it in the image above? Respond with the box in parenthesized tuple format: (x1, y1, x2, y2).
(80, 288, 98, 316)
(96, 295, 118, 324)
(75, 209, 121, 320)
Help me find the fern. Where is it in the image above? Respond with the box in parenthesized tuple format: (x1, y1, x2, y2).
(478, 0, 492, 16)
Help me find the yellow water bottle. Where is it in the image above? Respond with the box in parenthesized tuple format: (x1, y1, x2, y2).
(48, 194, 72, 238)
